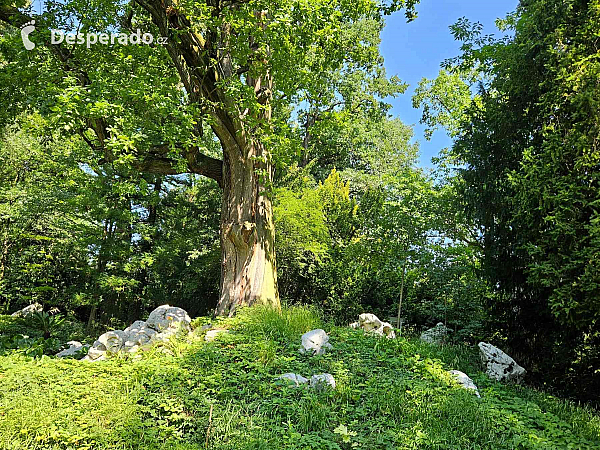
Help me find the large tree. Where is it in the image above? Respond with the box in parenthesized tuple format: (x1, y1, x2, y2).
(415, 0, 600, 400)
(0, 0, 418, 315)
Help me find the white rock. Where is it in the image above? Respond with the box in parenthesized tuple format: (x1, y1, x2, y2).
(98, 330, 126, 353)
(358, 314, 381, 332)
(83, 346, 107, 361)
(420, 322, 452, 344)
(276, 373, 309, 387)
(310, 373, 336, 391)
(11, 303, 43, 318)
(299, 329, 332, 355)
(349, 322, 360, 329)
(56, 341, 88, 358)
(449, 370, 480, 397)
(205, 329, 230, 342)
(355, 313, 396, 339)
(146, 305, 191, 332)
(478, 342, 526, 383)
(123, 321, 157, 349)
(379, 322, 396, 339)
(83, 306, 192, 361)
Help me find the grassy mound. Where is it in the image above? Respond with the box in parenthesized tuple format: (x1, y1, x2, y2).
(0, 306, 598, 449)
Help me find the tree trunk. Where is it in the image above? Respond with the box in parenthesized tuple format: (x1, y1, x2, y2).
(0, 237, 10, 313)
(215, 140, 279, 316)
(397, 256, 408, 337)
(86, 304, 97, 334)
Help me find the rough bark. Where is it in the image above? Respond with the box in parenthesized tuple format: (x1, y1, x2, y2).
(217, 140, 279, 316)
(0, 1, 281, 316)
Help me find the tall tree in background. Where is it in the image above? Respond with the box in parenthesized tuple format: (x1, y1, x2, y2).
(0, 0, 418, 315)
(416, 0, 600, 400)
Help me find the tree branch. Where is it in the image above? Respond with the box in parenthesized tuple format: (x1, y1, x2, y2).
(0, 5, 224, 186)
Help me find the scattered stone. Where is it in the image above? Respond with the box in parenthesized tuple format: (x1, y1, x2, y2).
(276, 373, 309, 387)
(310, 373, 336, 391)
(349, 322, 360, 329)
(353, 313, 396, 339)
(299, 329, 332, 355)
(449, 370, 480, 397)
(420, 322, 452, 344)
(478, 342, 526, 383)
(205, 329, 230, 342)
(82, 305, 192, 362)
(56, 341, 89, 358)
(11, 303, 43, 318)
(200, 324, 213, 332)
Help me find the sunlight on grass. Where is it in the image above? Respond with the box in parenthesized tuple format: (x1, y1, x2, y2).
(0, 305, 599, 449)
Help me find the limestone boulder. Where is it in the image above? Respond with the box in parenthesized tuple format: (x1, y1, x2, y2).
(310, 373, 336, 391)
(56, 341, 89, 358)
(353, 313, 396, 339)
(123, 321, 157, 351)
(98, 330, 127, 353)
(478, 342, 526, 383)
(11, 303, 43, 318)
(449, 370, 480, 397)
(146, 305, 191, 332)
(276, 373, 309, 387)
(420, 322, 452, 344)
(299, 329, 332, 355)
(83, 343, 108, 361)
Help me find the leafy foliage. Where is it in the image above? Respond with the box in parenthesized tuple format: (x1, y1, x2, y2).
(415, 0, 600, 401)
(0, 306, 598, 449)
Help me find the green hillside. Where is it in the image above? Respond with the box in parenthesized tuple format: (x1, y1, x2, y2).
(1, 306, 598, 450)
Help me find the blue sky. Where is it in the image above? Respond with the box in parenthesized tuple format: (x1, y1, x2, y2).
(380, 0, 518, 168)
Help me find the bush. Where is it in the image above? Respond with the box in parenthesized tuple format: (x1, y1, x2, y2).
(0, 315, 30, 337)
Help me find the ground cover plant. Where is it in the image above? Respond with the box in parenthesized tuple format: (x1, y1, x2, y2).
(0, 306, 598, 450)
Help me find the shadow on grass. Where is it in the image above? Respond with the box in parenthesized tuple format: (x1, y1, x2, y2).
(1, 307, 599, 449)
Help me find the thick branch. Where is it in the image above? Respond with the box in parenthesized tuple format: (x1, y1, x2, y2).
(100, 144, 223, 186)
(0, 5, 223, 186)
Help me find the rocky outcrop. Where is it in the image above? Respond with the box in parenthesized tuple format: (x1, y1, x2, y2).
(82, 305, 191, 361)
(478, 342, 526, 383)
(123, 321, 158, 351)
(11, 303, 43, 318)
(449, 370, 480, 397)
(420, 323, 452, 344)
(299, 329, 332, 355)
(350, 313, 396, 339)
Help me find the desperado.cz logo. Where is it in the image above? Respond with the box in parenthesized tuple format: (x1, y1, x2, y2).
(20, 21, 167, 50)
(21, 20, 36, 50)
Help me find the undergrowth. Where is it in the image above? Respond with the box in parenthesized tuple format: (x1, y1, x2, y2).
(0, 306, 598, 449)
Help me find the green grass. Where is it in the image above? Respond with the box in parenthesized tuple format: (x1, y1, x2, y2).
(0, 305, 599, 449)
